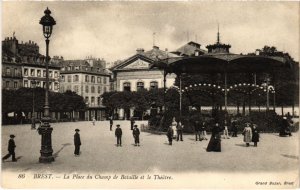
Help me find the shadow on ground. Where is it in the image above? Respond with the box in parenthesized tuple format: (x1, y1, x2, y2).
(281, 154, 299, 160)
(53, 143, 71, 158)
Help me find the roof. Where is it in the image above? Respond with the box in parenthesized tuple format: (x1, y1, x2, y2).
(171, 41, 207, 56)
(61, 60, 90, 67)
(143, 46, 179, 60)
(111, 46, 179, 71)
(61, 60, 109, 75)
(165, 53, 290, 74)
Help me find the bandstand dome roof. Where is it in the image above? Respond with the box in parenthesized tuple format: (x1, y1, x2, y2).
(154, 53, 290, 74)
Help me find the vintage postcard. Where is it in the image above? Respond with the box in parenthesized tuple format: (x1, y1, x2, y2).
(1, 1, 299, 189)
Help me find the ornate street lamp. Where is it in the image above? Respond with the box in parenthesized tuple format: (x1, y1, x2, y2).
(261, 78, 274, 112)
(38, 7, 56, 163)
(31, 80, 37, 129)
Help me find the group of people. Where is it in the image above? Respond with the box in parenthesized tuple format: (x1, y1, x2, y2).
(166, 118, 185, 145)
(242, 123, 260, 147)
(206, 121, 260, 152)
(194, 120, 208, 141)
(2, 115, 293, 161)
(114, 124, 140, 147)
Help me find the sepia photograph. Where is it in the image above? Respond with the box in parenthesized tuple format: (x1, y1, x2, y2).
(1, 1, 299, 189)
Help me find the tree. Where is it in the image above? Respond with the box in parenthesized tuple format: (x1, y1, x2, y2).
(2, 88, 86, 124)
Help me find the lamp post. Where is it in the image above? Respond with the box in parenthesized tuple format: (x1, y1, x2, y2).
(31, 80, 37, 129)
(38, 7, 56, 163)
(262, 78, 274, 113)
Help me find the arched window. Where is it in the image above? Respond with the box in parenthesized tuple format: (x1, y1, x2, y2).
(123, 82, 131, 92)
(150, 81, 158, 89)
(137, 82, 144, 91)
(91, 86, 95, 93)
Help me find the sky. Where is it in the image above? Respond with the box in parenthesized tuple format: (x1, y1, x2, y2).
(2, 1, 299, 64)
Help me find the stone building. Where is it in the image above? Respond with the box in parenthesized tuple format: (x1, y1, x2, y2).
(2, 36, 61, 92)
(60, 57, 110, 121)
(111, 45, 179, 119)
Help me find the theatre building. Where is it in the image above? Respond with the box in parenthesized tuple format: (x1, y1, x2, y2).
(112, 46, 174, 119)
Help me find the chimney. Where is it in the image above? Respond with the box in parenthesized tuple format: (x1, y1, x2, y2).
(153, 46, 159, 50)
(136, 48, 145, 54)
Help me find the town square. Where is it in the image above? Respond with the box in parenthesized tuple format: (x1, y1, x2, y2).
(1, 1, 299, 189)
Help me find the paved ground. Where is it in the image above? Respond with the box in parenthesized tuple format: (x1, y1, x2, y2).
(1, 121, 299, 173)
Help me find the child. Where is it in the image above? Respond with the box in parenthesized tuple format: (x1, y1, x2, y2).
(252, 124, 260, 147)
(176, 121, 183, 141)
(167, 126, 174, 145)
(92, 117, 96, 126)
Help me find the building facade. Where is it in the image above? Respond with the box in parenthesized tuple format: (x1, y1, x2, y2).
(60, 58, 110, 121)
(2, 36, 61, 92)
(111, 46, 180, 119)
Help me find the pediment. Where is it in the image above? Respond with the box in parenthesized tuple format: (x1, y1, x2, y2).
(123, 58, 150, 69)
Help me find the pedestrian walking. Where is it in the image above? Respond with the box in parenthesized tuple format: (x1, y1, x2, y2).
(252, 124, 260, 147)
(280, 117, 292, 137)
(171, 117, 177, 139)
(115, 124, 122, 146)
(133, 125, 140, 146)
(74, 129, 81, 156)
(206, 123, 222, 152)
(242, 123, 252, 147)
(200, 121, 208, 140)
(176, 121, 184, 141)
(130, 117, 135, 130)
(109, 116, 113, 131)
(231, 120, 238, 137)
(167, 125, 174, 145)
(92, 117, 96, 126)
(2, 135, 17, 162)
(194, 120, 201, 141)
(223, 123, 230, 139)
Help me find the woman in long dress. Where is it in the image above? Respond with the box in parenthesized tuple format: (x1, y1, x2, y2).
(242, 123, 252, 147)
(206, 123, 222, 152)
(171, 117, 177, 139)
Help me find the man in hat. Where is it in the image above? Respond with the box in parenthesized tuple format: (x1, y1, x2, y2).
(2, 135, 17, 162)
(74, 129, 81, 156)
(194, 120, 201, 141)
(115, 124, 122, 146)
(132, 124, 140, 146)
(130, 117, 135, 130)
(109, 116, 113, 131)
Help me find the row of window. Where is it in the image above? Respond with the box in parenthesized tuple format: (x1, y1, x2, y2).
(4, 67, 21, 76)
(4, 81, 19, 89)
(62, 66, 103, 72)
(61, 75, 108, 84)
(24, 68, 59, 78)
(61, 85, 107, 94)
(23, 80, 59, 90)
(123, 81, 158, 91)
(85, 96, 102, 106)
